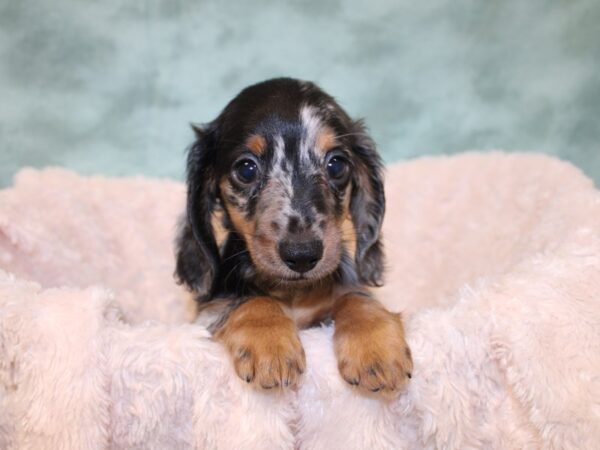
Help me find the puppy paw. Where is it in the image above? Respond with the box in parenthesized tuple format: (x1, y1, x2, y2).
(215, 297, 306, 390)
(227, 327, 305, 390)
(334, 297, 412, 397)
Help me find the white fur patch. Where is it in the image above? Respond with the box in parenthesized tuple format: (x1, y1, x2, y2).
(269, 134, 295, 218)
(299, 105, 322, 166)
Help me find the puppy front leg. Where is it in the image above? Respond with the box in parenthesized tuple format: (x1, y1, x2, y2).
(215, 296, 306, 390)
(333, 292, 413, 397)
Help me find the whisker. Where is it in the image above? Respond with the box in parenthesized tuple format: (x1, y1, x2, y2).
(221, 249, 249, 263)
(222, 259, 246, 286)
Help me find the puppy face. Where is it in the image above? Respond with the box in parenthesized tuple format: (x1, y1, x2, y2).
(218, 109, 357, 285)
(177, 78, 385, 298)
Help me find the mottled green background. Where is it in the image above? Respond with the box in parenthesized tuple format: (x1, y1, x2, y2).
(1, 0, 599, 187)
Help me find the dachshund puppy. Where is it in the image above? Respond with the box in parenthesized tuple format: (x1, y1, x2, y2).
(176, 78, 412, 396)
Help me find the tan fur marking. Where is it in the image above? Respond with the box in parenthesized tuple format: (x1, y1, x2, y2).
(340, 216, 356, 258)
(218, 177, 284, 273)
(316, 127, 338, 154)
(215, 297, 306, 389)
(227, 206, 254, 237)
(281, 285, 337, 329)
(210, 209, 228, 245)
(333, 293, 413, 397)
(219, 179, 255, 240)
(245, 134, 267, 156)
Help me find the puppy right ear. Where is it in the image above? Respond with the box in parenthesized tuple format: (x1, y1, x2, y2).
(175, 124, 220, 301)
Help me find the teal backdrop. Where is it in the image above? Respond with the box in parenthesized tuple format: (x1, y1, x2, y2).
(1, 0, 599, 186)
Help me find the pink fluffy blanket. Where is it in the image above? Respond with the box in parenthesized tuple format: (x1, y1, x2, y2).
(1, 153, 599, 449)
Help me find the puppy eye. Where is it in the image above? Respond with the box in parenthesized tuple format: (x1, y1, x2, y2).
(234, 159, 259, 184)
(326, 156, 349, 181)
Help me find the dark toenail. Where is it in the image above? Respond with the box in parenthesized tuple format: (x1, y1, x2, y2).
(263, 380, 279, 389)
(407, 372, 412, 379)
(245, 375, 252, 383)
(347, 378, 359, 386)
(371, 386, 383, 392)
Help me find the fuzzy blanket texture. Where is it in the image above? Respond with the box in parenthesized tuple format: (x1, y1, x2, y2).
(1, 152, 599, 450)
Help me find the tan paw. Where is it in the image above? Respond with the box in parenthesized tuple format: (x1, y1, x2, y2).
(334, 298, 413, 397)
(215, 297, 306, 390)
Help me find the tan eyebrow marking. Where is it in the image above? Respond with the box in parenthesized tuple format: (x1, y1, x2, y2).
(245, 134, 267, 156)
(316, 127, 338, 154)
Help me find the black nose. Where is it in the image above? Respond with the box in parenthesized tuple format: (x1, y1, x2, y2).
(278, 240, 323, 273)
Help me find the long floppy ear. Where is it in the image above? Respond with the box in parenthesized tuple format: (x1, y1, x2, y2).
(349, 120, 385, 286)
(175, 124, 220, 301)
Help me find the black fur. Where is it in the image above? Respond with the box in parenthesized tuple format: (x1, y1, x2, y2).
(175, 125, 220, 300)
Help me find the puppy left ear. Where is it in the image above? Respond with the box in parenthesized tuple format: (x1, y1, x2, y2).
(349, 120, 385, 286)
(175, 123, 221, 301)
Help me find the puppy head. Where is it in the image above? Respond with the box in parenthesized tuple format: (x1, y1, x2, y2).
(176, 78, 385, 298)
